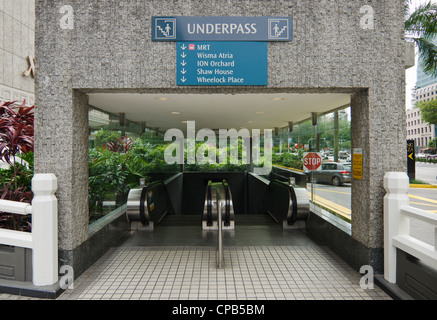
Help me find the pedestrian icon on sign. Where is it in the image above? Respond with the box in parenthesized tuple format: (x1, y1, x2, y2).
(155, 18, 176, 40)
(268, 18, 289, 40)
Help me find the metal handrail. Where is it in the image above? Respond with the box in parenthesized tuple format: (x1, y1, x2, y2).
(222, 180, 231, 226)
(215, 182, 227, 268)
(217, 199, 224, 269)
(126, 180, 174, 227)
(206, 181, 213, 227)
(261, 179, 298, 225)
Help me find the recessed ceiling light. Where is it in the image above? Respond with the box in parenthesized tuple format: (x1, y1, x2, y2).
(171, 112, 181, 115)
(181, 121, 188, 124)
(156, 97, 169, 101)
(255, 112, 264, 115)
(272, 97, 285, 101)
(247, 121, 253, 124)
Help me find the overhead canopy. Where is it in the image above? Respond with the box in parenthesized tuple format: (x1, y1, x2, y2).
(88, 92, 350, 133)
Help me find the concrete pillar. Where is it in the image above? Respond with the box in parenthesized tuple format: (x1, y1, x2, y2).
(350, 88, 406, 272)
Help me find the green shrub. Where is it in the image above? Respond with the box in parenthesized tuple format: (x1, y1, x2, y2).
(272, 153, 303, 170)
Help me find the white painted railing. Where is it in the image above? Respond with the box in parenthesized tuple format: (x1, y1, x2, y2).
(384, 172, 437, 284)
(0, 174, 58, 286)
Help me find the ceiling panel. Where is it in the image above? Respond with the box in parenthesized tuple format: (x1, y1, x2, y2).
(88, 92, 350, 132)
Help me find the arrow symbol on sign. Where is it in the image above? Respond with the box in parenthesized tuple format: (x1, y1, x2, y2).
(181, 68, 187, 74)
(180, 60, 187, 66)
(181, 44, 187, 50)
(181, 76, 186, 83)
(181, 52, 187, 58)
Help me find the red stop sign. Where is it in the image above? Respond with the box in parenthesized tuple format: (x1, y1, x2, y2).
(303, 152, 322, 171)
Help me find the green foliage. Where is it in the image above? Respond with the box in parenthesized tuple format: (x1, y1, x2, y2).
(272, 153, 303, 170)
(88, 135, 180, 221)
(0, 152, 34, 194)
(417, 99, 437, 125)
(183, 140, 247, 172)
(416, 157, 437, 164)
(94, 128, 121, 148)
(125, 138, 178, 178)
(88, 148, 130, 213)
(428, 137, 437, 148)
(410, 179, 429, 185)
(405, 1, 437, 76)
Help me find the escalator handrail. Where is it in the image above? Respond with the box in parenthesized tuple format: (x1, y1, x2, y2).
(222, 180, 231, 226)
(262, 180, 298, 225)
(206, 181, 213, 226)
(139, 180, 174, 226)
(286, 183, 298, 225)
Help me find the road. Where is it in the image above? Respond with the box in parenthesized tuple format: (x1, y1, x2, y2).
(307, 169, 437, 246)
(408, 186, 437, 246)
(309, 183, 437, 213)
(414, 162, 437, 185)
(307, 183, 351, 220)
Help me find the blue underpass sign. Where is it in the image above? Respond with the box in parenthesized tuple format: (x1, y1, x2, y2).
(177, 42, 267, 86)
(153, 16, 293, 42)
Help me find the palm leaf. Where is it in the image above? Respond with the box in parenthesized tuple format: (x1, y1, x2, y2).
(405, 2, 437, 37)
(414, 37, 437, 76)
(405, 1, 437, 76)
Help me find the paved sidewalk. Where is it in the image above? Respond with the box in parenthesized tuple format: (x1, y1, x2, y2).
(55, 245, 390, 300)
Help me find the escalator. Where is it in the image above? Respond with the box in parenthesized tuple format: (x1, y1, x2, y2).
(202, 180, 235, 230)
(126, 173, 309, 231)
(126, 180, 175, 230)
(260, 179, 310, 228)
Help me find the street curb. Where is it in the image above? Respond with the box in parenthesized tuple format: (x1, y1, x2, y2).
(409, 184, 437, 189)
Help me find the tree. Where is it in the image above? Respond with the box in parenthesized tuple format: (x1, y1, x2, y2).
(416, 98, 437, 124)
(405, 1, 437, 76)
(428, 137, 437, 147)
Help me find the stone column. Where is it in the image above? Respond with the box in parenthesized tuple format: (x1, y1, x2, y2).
(351, 86, 406, 272)
(34, 2, 90, 275)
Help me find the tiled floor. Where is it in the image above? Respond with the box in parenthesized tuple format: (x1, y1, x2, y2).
(57, 244, 391, 300)
(0, 217, 392, 301)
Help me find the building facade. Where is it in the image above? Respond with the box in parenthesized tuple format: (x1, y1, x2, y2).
(410, 36, 437, 150)
(407, 106, 436, 150)
(0, 0, 35, 106)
